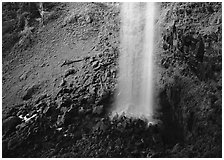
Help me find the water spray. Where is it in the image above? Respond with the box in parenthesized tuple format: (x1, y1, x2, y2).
(113, 2, 157, 122)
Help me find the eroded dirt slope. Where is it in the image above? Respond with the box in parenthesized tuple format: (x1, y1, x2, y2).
(2, 3, 116, 117)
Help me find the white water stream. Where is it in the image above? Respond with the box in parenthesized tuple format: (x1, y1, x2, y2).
(114, 2, 157, 121)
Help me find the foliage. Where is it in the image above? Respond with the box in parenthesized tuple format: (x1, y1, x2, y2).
(2, 2, 63, 56)
(159, 2, 222, 157)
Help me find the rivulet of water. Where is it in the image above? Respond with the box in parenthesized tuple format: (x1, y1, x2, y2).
(113, 2, 157, 121)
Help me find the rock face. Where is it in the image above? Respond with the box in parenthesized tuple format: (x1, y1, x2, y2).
(159, 2, 222, 158)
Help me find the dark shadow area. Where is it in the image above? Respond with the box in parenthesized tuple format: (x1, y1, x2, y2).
(157, 89, 184, 146)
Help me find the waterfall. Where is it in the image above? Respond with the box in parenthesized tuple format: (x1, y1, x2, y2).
(113, 2, 156, 121)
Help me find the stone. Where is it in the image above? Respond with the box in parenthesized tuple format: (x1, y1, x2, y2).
(85, 15, 92, 23)
(19, 71, 28, 81)
(92, 61, 99, 68)
(64, 68, 76, 78)
(89, 56, 95, 63)
(94, 65, 101, 71)
(22, 84, 40, 100)
(3, 116, 22, 135)
(60, 78, 66, 86)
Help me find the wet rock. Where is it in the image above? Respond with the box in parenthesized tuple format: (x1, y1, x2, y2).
(93, 121, 107, 133)
(22, 84, 40, 100)
(98, 89, 111, 105)
(3, 116, 22, 136)
(92, 105, 104, 115)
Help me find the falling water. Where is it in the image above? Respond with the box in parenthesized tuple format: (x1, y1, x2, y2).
(114, 2, 156, 121)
